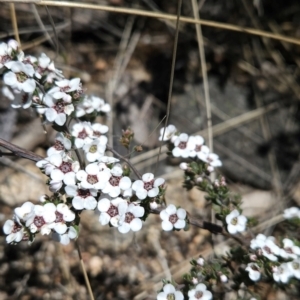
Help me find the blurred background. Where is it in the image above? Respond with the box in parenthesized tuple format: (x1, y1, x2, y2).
(0, 0, 300, 299)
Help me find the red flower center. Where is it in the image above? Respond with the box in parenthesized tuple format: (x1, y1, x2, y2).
(59, 162, 72, 173)
(107, 205, 118, 217)
(109, 176, 121, 187)
(87, 174, 98, 185)
(169, 214, 178, 224)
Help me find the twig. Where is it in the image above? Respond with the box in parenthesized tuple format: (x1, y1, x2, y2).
(75, 241, 95, 300)
(9, 3, 21, 46)
(106, 145, 142, 179)
(0, 138, 43, 162)
(157, 0, 182, 173)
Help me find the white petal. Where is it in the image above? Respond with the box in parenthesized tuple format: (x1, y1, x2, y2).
(154, 178, 165, 187)
(118, 223, 130, 234)
(84, 197, 97, 210)
(177, 208, 186, 219)
(132, 180, 144, 191)
(23, 79, 36, 93)
(162, 220, 173, 231)
(142, 173, 154, 182)
(72, 197, 85, 210)
(130, 218, 142, 231)
(136, 189, 147, 200)
(65, 185, 78, 196)
(166, 204, 176, 215)
(63, 172, 76, 185)
(98, 198, 111, 212)
(55, 113, 66, 126)
(119, 177, 132, 190)
(55, 223, 67, 234)
(148, 187, 159, 198)
(174, 219, 185, 229)
(99, 213, 110, 225)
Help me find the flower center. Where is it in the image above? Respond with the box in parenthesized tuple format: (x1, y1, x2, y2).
(251, 264, 259, 271)
(195, 291, 203, 299)
(22, 93, 29, 104)
(231, 217, 238, 225)
(167, 294, 175, 300)
(54, 140, 65, 151)
(0, 55, 11, 64)
(93, 130, 101, 137)
(55, 211, 64, 223)
(12, 222, 22, 233)
(178, 141, 187, 149)
(125, 212, 135, 223)
(89, 145, 97, 153)
(292, 262, 300, 270)
(263, 246, 272, 254)
(16, 72, 28, 83)
(195, 144, 202, 152)
(169, 214, 179, 224)
(54, 101, 65, 113)
(87, 174, 98, 185)
(144, 179, 154, 191)
(33, 216, 46, 228)
(78, 129, 88, 139)
(109, 176, 121, 187)
(107, 205, 118, 217)
(78, 189, 91, 198)
(60, 85, 70, 92)
(59, 162, 72, 173)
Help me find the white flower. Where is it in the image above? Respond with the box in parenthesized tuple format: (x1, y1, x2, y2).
(4, 61, 36, 93)
(76, 163, 110, 190)
(83, 138, 107, 162)
(50, 203, 75, 235)
(283, 207, 300, 219)
(3, 219, 25, 243)
(36, 154, 79, 192)
(53, 225, 77, 245)
(65, 184, 98, 210)
(98, 156, 119, 164)
(220, 274, 228, 283)
(132, 173, 165, 200)
(47, 78, 82, 103)
(188, 283, 212, 300)
(71, 121, 94, 148)
(245, 263, 261, 281)
(172, 133, 190, 158)
(197, 257, 205, 266)
(35, 53, 55, 79)
(159, 124, 177, 141)
(97, 197, 127, 226)
(30, 203, 57, 235)
(279, 238, 300, 260)
(2, 86, 32, 109)
(187, 135, 210, 160)
(287, 259, 300, 279)
(160, 204, 186, 231)
(92, 96, 110, 113)
(43, 93, 74, 126)
(14, 201, 35, 226)
(102, 164, 132, 198)
(91, 123, 109, 138)
(225, 209, 247, 234)
(47, 133, 72, 156)
(157, 284, 183, 300)
(117, 203, 144, 234)
(202, 153, 222, 172)
(0, 40, 23, 68)
(250, 234, 280, 261)
(273, 263, 293, 283)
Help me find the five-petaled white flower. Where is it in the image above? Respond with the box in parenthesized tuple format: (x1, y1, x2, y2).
(43, 93, 74, 126)
(225, 209, 247, 234)
(0, 40, 23, 68)
(71, 121, 94, 149)
(14, 201, 35, 226)
(97, 197, 127, 226)
(279, 238, 300, 260)
(172, 133, 190, 158)
(2, 86, 32, 109)
(3, 219, 26, 244)
(187, 135, 210, 160)
(116, 203, 144, 234)
(245, 263, 261, 281)
(202, 153, 222, 172)
(102, 164, 132, 198)
(159, 124, 177, 141)
(65, 184, 98, 210)
(160, 204, 186, 231)
(47, 133, 72, 156)
(157, 283, 183, 300)
(250, 234, 280, 261)
(83, 137, 107, 162)
(287, 259, 300, 279)
(273, 263, 292, 283)
(188, 283, 212, 300)
(34, 53, 55, 79)
(76, 163, 110, 190)
(53, 225, 77, 245)
(132, 173, 165, 200)
(4, 61, 36, 93)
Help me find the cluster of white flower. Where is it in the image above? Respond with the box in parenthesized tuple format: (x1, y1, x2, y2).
(245, 234, 300, 283)
(159, 125, 222, 172)
(3, 201, 77, 245)
(283, 207, 300, 219)
(0, 40, 111, 122)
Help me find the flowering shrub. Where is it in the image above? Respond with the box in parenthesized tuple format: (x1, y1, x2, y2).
(1, 39, 300, 299)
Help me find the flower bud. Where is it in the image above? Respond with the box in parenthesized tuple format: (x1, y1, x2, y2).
(197, 257, 204, 266)
(180, 162, 188, 170)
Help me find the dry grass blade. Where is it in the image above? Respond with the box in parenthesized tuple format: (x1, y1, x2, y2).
(3, 0, 300, 45)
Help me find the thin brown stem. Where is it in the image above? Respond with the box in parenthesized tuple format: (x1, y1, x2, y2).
(75, 241, 95, 300)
